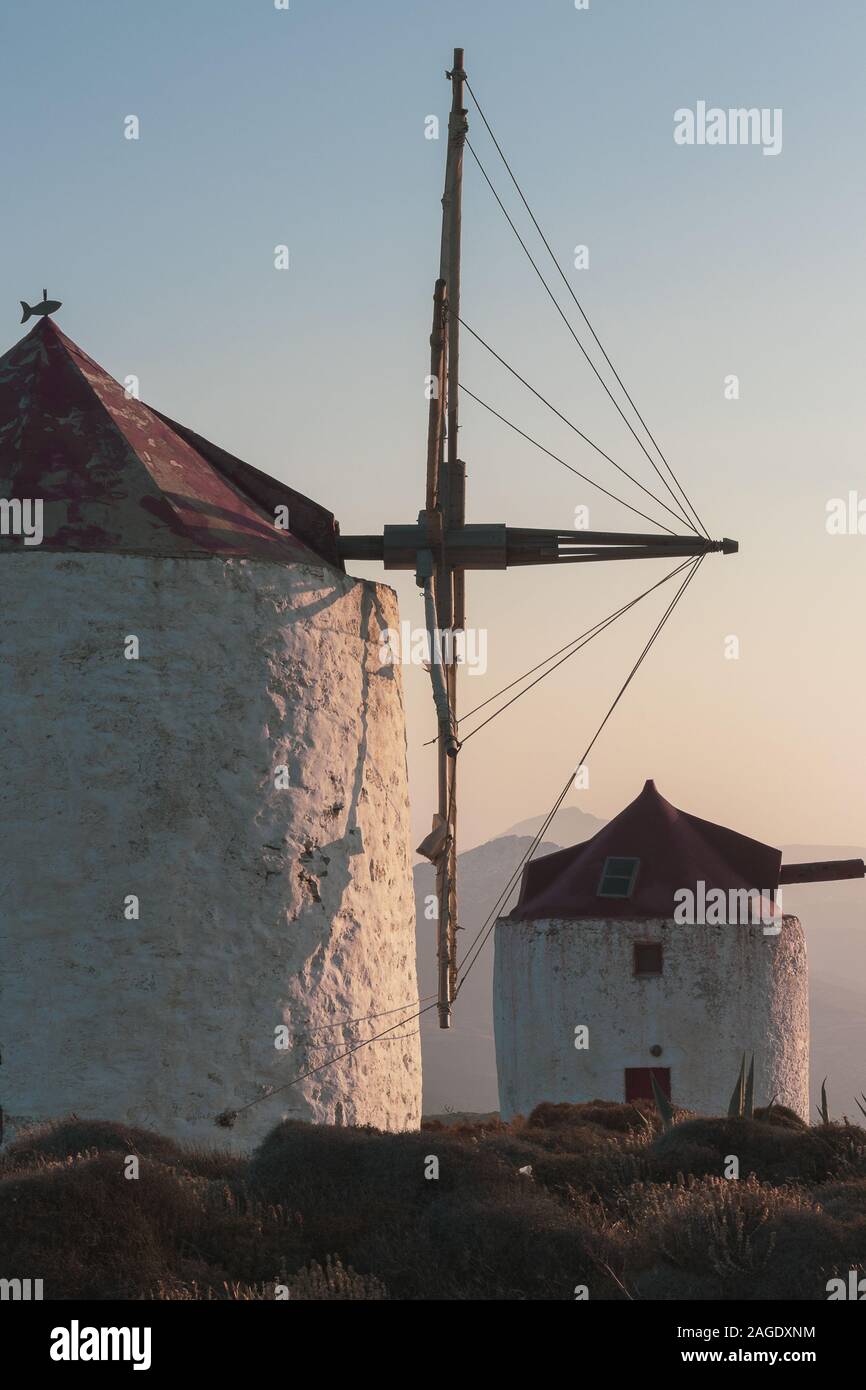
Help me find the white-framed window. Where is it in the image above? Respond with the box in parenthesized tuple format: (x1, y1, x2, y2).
(597, 855, 640, 898)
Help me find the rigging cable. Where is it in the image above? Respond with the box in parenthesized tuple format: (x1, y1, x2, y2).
(421, 556, 694, 748)
(457, 311, 694, 534)
(454, 555, 705, 993)
(465, 138, 697, 535)
(464, 81, 710, 540)
(305, 1029, 422, 1049)
(461, 385, 677, 534)
(456, 557, 695, 744)
(216, 1001, 441, 1126)
(289, 995, 438, 1034)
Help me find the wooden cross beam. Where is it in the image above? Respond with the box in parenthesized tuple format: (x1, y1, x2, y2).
(338, 528, 737, 568)
(779, 859, 866, 885)
(337, 48, 737, 1028)
(338, 495, 735, 1034)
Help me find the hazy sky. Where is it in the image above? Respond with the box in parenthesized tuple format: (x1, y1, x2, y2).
(3, 1, 865, 854)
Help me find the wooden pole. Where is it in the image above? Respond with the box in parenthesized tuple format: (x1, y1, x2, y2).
(419, 276, 451, 1027)
(425, 280, 447, 514)
(434, 48, 468, 1027)
(439, 47, 467, 628)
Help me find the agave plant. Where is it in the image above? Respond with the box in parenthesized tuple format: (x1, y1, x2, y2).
(650, 1071, 676, 1132)
(728, 1053, 755, 1119)
(855, 1093, 866, 1123)
(816, 1078, 830, 1125)
(744, 1055, 755, 1117)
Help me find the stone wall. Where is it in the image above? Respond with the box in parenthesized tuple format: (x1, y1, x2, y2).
(494, 915, 808, 1120)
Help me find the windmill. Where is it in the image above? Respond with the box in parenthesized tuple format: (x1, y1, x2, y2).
(338, 49, 737, 1029)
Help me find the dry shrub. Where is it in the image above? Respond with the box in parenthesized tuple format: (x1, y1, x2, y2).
(286, 1256, 387, 1300)
(0, 1149, 305, 1299)
(489, 1121, 618, 1160)
(813, 1122, 866, 1177)
(1, 1117, 241, 1182)
(648, 1117, 838, 1184)
(628, 1175, 818, 1299)
(756, 1207, 866, 1300)
(246, 1119, 521, 1281)
(814, 1176, 866, 1220)
(753, 1105, 807, 1130)
(421, 1115, 507, 1136)
(488, 1122, 651, 1198)
(248, 1119, 625, 1300)
(640, 1176, 809, 1281)
(624, 1174, 866, 1301)
(249, 1119, 514, 1205)
(522, 1144, 648, 1200)
(527, 1099, 689, 1135)
(392, 1187, 625, 1301)
(529, 1100, 633, 1132)
(517, 1124, 619, 1155)
(6, 1108, 863, 1301)
(161, 1257, 387, 1301)
(155, 1279, 272, 1300)
(0, 1154, 208, 1298)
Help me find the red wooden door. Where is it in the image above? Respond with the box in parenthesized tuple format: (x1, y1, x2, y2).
(625, 1067, 671, 1102)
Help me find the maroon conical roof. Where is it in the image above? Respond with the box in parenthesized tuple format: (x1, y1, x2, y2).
(512, 780, 782, 920)
(0, 318, 341, 567)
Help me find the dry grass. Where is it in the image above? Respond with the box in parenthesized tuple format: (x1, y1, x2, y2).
(647, 1116, 845, 1184)
(2, 1106, 863, 1300)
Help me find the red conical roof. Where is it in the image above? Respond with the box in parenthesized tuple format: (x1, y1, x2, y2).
(512, 780, 782, 920)
(0, 318, 341, 567)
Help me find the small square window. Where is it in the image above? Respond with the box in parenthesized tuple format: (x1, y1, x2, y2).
(634, 942, 663, 977)
(598, 855, 640, 898)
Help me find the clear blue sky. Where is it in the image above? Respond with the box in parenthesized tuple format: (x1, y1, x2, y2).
(3, 1, 865, 850)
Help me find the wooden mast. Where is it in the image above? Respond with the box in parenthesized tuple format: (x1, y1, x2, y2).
(433, 48, 468, 1028)
(418, 275, 452, 1027)
(338, 46, 739, 1036)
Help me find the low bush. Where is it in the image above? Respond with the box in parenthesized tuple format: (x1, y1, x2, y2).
(1, 1117, 240, 1181)
(3, 1105, 860, 1299)
(647, 1116, 840, 1184)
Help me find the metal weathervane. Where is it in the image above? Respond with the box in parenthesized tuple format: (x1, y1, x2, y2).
(337, 49, 738, 1028)
(20, 289, 62, 324)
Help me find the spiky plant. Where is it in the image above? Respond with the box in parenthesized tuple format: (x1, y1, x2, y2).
(728, 1054, 745, 1118)
(817, 1078, 830, 1125)
(727, 1054, 756, 1119)
(650, 1072, 676, 1133)
(744, 1055, 755, 1119)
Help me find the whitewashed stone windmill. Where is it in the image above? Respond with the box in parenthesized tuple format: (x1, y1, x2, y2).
(0, 315, 422, 1146)
(494, 779, 865, 1120)
(0, 47, 749, 1147)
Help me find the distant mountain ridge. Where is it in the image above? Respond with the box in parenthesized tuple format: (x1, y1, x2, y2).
(497, 806, 607, 846)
